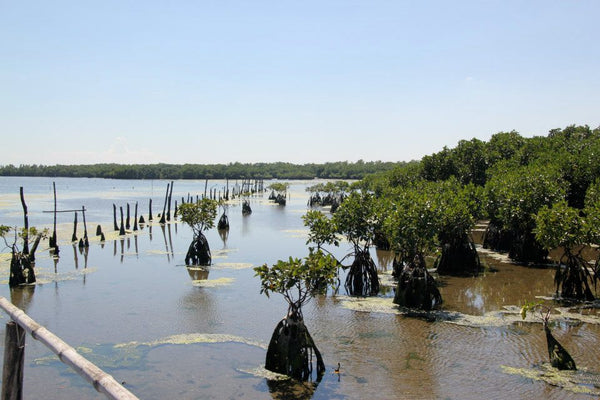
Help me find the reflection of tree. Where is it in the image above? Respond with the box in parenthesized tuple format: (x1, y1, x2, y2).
(178, 285, 218, 333)
(219, 228, 229, 248)
(266, 378, 318, 400)
(167, 224, 174, 259)
(160, 224, 171, 262)
(73, 244, 79, 270)
(120, 238, 124, 263)
(186, 266, 209, 281)
(73, 244, 89, 285)
(10, 286, 35, 312)
(375, 249, 394, 272)
(242, 213, 251, 236)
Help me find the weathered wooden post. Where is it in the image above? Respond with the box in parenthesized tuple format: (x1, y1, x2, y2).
(119, 207, 125, 236)
(81, 206, 89, 248)
(49, 182, 59, 254)
(126, 203, 131, 230)
(159, 183, 169, 224)
(133, 202, 138, 231)
(113, 204, 119, 231)
(148, 199, 153, 222)
(72, 212, 78, 242)
(1, 321, 25, 400)
(19, 188, 29, 255)
(166, 181, 174, 221)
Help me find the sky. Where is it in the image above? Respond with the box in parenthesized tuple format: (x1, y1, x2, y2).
(1, 1, 599, 165)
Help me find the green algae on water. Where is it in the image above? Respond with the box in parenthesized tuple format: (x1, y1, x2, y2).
(191, 277, 234, 287)
(501, 364, 600, 396)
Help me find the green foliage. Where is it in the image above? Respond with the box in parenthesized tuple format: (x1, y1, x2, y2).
(484, 163, 566, 233)
(177, 199, 218, 237)
(267, 182, 290, 194)
(306, 181, 350, 196)
(421, 146, 457, 182)
(383, 182, 440, 265)
(486, 130, 526, 166)
(435, 179, 481, 243)
(519, 300, 545, 321)
(0, 225, 48, 251)
(0, 225, 10, 237)
(302, 210, 339, 248)
(332, 192, 377, 250)
(534, 201, 586, 250)
(254, 249, 338, 308)
(584, 179, 600, 245)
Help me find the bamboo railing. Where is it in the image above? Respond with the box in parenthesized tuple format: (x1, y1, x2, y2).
(0, 297, 139, 400)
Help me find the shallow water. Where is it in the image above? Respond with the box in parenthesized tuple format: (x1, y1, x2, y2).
(0, 177, 599, 399)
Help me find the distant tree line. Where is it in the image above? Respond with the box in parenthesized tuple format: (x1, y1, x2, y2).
(0, 160, 399, 180)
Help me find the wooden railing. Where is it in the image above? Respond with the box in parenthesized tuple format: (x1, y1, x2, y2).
(0, 297, 139, 400)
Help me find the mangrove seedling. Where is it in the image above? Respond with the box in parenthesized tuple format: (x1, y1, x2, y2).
(178, 199, 218, 266)
(254, 249, 338, 381)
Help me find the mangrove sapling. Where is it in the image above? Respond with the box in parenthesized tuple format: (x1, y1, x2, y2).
(302, 210, 343, 291)
(383, 183, 442, 310)
(521, 302, 576, 370)
(178, 199, 218, 266)
(534, 200, 596, 301)
(331, 192, 380, 296)
(254, 250, 337, 381)
(268, 183, 290, 206)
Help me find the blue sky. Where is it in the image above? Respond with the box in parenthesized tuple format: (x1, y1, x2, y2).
(2, 1, 599, 165)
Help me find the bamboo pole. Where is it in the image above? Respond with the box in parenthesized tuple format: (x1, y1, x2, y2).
(0, 297, 139, 400)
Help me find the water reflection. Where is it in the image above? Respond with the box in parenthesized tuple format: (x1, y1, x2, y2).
(374, 248, 394, 272)
(218, 228, 229, 248)
(266, 378, 318, 400)
(160, 224, 172, 262)
(10, 285, 35, 312)
(186, 266, 209, 281)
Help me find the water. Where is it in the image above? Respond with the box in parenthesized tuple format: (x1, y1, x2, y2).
(0, 177, 599, 399)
